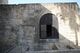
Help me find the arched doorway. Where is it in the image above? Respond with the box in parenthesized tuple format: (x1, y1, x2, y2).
(39, 13, 59, 39)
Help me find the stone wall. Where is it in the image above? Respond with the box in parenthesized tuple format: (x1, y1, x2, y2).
(0, 4, 50, 53)
(0, 3, 80, 53)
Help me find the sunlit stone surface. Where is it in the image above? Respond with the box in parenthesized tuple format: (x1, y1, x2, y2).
(0, 1, 80, 53)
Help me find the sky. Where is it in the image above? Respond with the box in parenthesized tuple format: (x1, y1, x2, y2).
(8, 0, 80, 6)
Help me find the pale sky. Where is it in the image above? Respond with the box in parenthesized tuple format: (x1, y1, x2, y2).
(8, 0, 80, 6)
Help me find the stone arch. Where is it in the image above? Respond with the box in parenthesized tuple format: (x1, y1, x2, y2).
(39, 13, 59, 39)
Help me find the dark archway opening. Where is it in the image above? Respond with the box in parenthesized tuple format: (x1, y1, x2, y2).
(39, 13, 59, 39)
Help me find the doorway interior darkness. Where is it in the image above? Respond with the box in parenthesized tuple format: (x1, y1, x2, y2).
(39, 13, 59, 39)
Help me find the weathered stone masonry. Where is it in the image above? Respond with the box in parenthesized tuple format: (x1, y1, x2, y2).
(0, 3, 80, 53)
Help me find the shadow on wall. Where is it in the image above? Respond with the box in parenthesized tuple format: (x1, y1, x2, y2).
(69, 10, 80, 46)
(0, 4, 51, 53)
(0, 4, 80, 53)
(0, 6, 17, 53)
(34, 27, 78, 51)
(59, 33, 79, 49)
(60, 5, 80, 46)
(36, 4, 80, 50)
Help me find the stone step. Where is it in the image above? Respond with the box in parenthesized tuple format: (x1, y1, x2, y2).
(55, 43, 68, 50)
